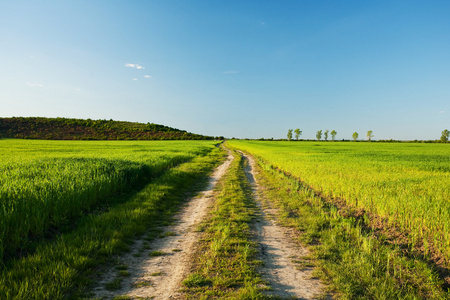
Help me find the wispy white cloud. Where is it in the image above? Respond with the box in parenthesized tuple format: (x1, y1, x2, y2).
(125, 63, 145, 69)
(144, 75, 152, 78)
(223, 70, 238, 74)
(132, 78, 138, 81)
(439, 110, 445, 114)
(26, 82, 44, 87)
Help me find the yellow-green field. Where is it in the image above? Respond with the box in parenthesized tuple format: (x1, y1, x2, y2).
(227, 140, 450, 264)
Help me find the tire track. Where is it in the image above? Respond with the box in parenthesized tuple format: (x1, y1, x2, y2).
(240, 151, 324, 299)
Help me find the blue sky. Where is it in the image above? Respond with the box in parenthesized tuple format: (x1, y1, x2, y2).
(1, 1, 449, 140)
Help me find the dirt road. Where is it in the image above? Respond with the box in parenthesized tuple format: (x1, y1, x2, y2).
(93, 148, 324, 299)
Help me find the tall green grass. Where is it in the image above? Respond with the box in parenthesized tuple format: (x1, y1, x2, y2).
(0, 139, 216, 263)
(227, 141, 450, 265)
(0, 139, 221, 299)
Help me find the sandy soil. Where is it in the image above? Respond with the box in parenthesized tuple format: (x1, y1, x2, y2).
(241, 152, 325, 299)
(92, 150, 234, 299)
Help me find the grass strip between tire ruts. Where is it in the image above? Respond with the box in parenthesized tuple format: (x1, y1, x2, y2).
(182, 149, 266, 299)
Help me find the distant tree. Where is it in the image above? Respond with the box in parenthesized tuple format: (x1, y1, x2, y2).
(324, 130, 329, 141)
(294, 128, 302, 140)
(367, 130, 374, 142)
(287, 129, 293, 141)
(352, 132, 359, 141)
(331, 130, 337, 141)
(316, 130, 322, 141)
(441, 129, 449, 143)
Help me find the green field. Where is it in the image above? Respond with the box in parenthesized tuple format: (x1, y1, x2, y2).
(227, 140, 450, 265)
(2, 138, 450, 299)
(0, 139, 220, 299)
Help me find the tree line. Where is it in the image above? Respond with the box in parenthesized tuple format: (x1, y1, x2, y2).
(287, 129, 369, 141)
(286, 129, 450, 142)
(0, 117, 215, 140)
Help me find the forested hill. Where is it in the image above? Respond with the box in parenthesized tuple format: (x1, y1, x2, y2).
(0, 117, 214, 140)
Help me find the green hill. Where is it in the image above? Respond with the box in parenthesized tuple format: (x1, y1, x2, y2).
(0, 117, 215, 140)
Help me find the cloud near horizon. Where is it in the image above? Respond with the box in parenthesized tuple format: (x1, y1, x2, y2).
(125, 63, 145, 69)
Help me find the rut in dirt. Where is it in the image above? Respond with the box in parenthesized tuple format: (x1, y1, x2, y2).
(92, 150, 234, 300)
(240, 151, 324, 299)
